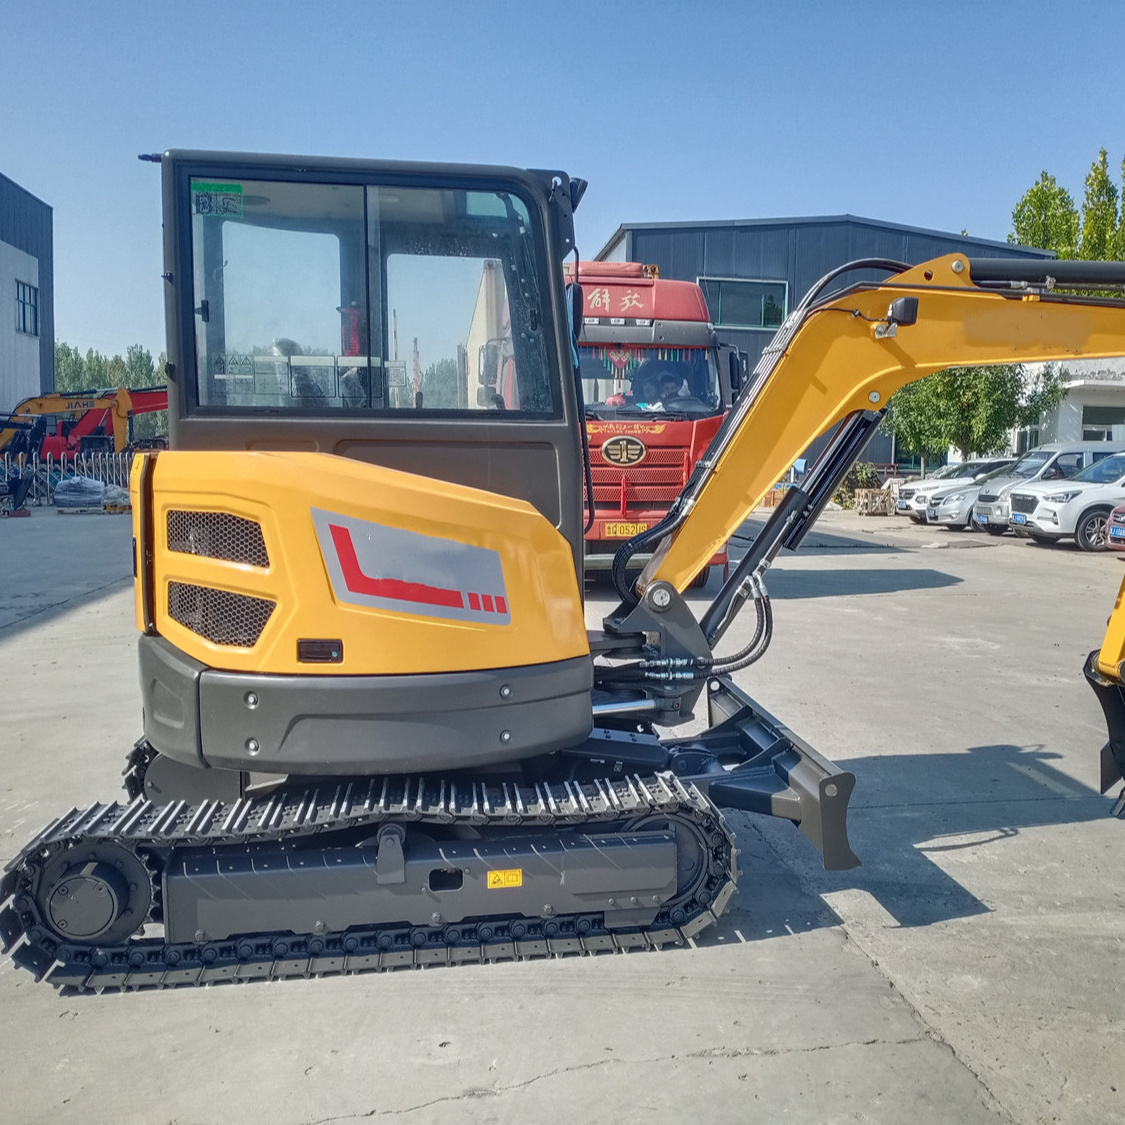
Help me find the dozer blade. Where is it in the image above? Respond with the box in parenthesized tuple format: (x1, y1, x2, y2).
(676, 676, 859, 870)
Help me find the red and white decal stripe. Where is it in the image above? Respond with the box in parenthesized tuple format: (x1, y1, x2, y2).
(312, 508, 510, 625)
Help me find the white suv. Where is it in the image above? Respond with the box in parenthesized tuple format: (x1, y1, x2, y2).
(973, 441, 1125, 534)
(1008, 452, 1125, 551)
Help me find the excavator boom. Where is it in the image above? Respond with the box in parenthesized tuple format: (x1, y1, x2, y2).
(638, 255, 1125, 593)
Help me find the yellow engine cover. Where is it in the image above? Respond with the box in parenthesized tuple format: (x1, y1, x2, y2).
(131, 451, 589, 676)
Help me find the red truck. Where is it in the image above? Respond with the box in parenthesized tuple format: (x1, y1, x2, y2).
(570, 262, 742, 586)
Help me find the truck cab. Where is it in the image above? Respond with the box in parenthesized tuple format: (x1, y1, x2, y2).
(569, 262, 740, 585)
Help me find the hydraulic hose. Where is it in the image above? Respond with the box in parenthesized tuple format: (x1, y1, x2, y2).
(594, 589, 772, 688)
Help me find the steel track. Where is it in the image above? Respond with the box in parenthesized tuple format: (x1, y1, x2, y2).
(1, 765, 738, 993)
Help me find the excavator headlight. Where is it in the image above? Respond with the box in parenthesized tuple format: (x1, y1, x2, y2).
(886, 296, 918, 327)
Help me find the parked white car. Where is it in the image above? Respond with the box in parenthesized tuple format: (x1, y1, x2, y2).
(973, 441, 1125, 534)
(925, 462, 1016, 529)
(896, 460, 1011, 523)
(1008, 452, 1125, 551)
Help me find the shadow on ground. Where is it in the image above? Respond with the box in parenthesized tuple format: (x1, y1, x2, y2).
(737, 740, 1115, 938)
(677, 565, 962, 603)
(763, 566, 961, 600)
(733, 517, 907, 555)
(0, 577, 132, 642)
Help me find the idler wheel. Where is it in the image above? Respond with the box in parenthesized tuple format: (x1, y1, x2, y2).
(36, 840, 153, 946)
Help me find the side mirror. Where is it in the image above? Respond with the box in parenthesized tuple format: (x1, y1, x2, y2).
(478, 343, 499, 387)
(566, 282, 584, 344)
(728, 350, 742, 394)
(728, 349, 747, 402)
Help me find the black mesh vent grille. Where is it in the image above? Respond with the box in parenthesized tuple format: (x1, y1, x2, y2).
(168, 582, 275, 647)
(167, 511, 269, 567)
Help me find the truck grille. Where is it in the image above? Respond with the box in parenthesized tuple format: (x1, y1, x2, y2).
(899, 486, 917, 500)
(978, 492, 1000, 504)
(167, 511, 269, 568)
(591, 446, 691, 512)
(168, 582, 275, 647)
(1010, 494, 1038, 515)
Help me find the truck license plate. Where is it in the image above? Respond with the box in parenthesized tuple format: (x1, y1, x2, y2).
(927, 508, 937, 520)
(975, 512, 988, 524)
(1111, 526, 1125, 540)
(1011, 513, 1027, 525)
(605, 522, 649, 537)
(896, 500, 909, 510)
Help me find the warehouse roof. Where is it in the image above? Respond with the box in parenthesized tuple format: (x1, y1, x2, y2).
(596, 214, 1053, 260)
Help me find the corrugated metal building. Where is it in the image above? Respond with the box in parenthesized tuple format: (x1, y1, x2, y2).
(596, 216, 1053, 463)
(1, 172, 54, 412)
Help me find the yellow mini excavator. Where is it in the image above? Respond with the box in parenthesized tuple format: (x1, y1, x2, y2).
(5, 150, 1125, 991)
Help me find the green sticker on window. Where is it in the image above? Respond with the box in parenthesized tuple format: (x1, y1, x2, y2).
(192, 182, 243, 218)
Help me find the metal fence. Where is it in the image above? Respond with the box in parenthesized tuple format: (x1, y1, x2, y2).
(1, 451, 133, 506)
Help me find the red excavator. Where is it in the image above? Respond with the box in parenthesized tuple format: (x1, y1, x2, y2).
(0, 385, 168, 460)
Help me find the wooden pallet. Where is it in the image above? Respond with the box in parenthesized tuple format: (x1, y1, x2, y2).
(854, 488, 896, 516)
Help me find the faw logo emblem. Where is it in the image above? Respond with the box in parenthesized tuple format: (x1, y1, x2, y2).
(602, 435, 647, 466)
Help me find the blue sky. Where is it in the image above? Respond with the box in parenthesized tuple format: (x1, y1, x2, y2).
(3, 0, 1123, 358)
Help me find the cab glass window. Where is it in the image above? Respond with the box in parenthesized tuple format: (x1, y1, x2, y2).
(188, 177, 555, 417)
(1051, 453, 1083, 478)
(1073, 453, 1125, 483)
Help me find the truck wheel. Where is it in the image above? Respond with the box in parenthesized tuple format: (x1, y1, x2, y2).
(1076, 508, 1112, 552)
(690, 567, 710, 589)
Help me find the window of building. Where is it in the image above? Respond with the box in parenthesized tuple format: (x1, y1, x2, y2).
(1082, 404, 1125, 441)
(698, 277, 787, 330)
(15, 281, 38, 336)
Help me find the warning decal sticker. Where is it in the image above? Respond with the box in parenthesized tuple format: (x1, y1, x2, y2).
(487, 869, 523, 889)
(191, 181, 244, 217)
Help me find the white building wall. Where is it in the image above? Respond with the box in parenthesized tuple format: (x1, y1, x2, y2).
(0, 238, 41, 411)
(1020, 358, 1125, 450)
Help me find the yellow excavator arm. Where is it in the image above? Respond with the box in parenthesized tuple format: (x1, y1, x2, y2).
(640, 254, 1125, 593)
(601, 251, 1125, 795)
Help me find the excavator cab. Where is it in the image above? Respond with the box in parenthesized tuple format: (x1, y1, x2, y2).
(136, 152, 596, 783)
(164, 153, 587, 560)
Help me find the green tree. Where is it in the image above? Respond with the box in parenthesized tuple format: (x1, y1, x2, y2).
(1078, 148, 1120, 261)
(54, 341, 88, 393)
(422, 357, 459, 409)
(1009, 171, 1078, 256)
(886, 364, 1068, 461)
(83, 348, 110, 388)
(124, 344, 156, 385)
(1113, 154, 1125, 260)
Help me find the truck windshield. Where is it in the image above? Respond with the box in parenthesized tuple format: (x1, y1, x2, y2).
(188, 177, 556, 417)
(578, 344, 722, 419)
